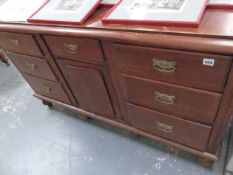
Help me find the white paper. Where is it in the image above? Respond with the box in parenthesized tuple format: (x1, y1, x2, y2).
(203, 58, 215, 66)
(101, 0, 119, 4)
(127, 0, 186, 12)
(0, 0, 45, 22)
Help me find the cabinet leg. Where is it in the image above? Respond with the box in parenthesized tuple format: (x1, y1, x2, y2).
(42, 100, 53, 108)
(78, 114, 90, 120)
(198, 156, 214, 167)
(0, 55, 10, 66)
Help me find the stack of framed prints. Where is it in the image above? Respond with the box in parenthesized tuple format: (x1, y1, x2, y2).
(28, 0, 101, 25)
(101, 0, 119, 6)
(208, 0, 233, 9)
(102, 0, 208, 27)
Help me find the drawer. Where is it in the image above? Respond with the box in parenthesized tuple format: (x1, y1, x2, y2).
(0, 32, 42, 57)
(44, 35, 104, 62)
(126, 104, 211, 151)
(23, 74, 71, 104)
(113, 44, 232, 93)
(122, 75, 221, 124)
(8, 52, 57, 81)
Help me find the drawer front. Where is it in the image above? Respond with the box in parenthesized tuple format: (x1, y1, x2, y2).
(8, 52, 57, 81)
(126, 104, 211, 151)
(44, 35, 104, 62)
(57, 59, 115, 118)
(122, 75, 221, 124)
(113, 44, 232, 92)
(23, 74, 71, 104)
(0, 32, 42, 57)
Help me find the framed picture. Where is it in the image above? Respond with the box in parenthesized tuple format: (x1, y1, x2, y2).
(28, 0, 101, 25)
(207, 0, 233, 9)
(102, 0, 208, 27)
(101, 0, 119, 6)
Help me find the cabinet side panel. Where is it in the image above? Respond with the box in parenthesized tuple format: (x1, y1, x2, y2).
(207, 63, 233, 154)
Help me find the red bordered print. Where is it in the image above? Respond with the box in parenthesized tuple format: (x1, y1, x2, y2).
(28, 0, 101, 25)
(102, 0, 208, 27)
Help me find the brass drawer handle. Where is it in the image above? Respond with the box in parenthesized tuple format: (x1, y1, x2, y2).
(64, 43, 79, 54)
(154, 91, 176, 105)
(25, 62, 37, 71)
(157, 122, 174, 133)
(9, 39, 19, 46)
(152, 58, 176, 73)
(41, 86, 52, 94)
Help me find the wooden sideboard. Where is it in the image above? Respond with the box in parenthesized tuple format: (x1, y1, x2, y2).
(1, 7, 233, 165)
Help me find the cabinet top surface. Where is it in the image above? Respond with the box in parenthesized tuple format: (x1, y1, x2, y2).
(0, 7, 233, 39)
(87, 7, 233, 39)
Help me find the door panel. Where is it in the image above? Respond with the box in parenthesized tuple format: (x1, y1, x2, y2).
(57, 59, 115, 118)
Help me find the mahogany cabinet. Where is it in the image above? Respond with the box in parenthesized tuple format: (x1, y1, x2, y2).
(1, 7, 233, 165)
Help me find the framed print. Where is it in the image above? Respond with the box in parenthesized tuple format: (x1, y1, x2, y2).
(28, 0, 101, 25)
(101, 0, 119, 6)
(102, 0, 208, 27)
(208, 0, 233, 9)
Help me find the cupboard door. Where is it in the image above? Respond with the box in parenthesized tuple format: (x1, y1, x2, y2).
(57, 60, 115, 118)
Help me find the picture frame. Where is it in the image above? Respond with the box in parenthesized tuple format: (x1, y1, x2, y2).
(101, 0, 119, 6)
(102, 0, 208, 27)
(28, 0, 101, 25)
(207, 0, 233, 9)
